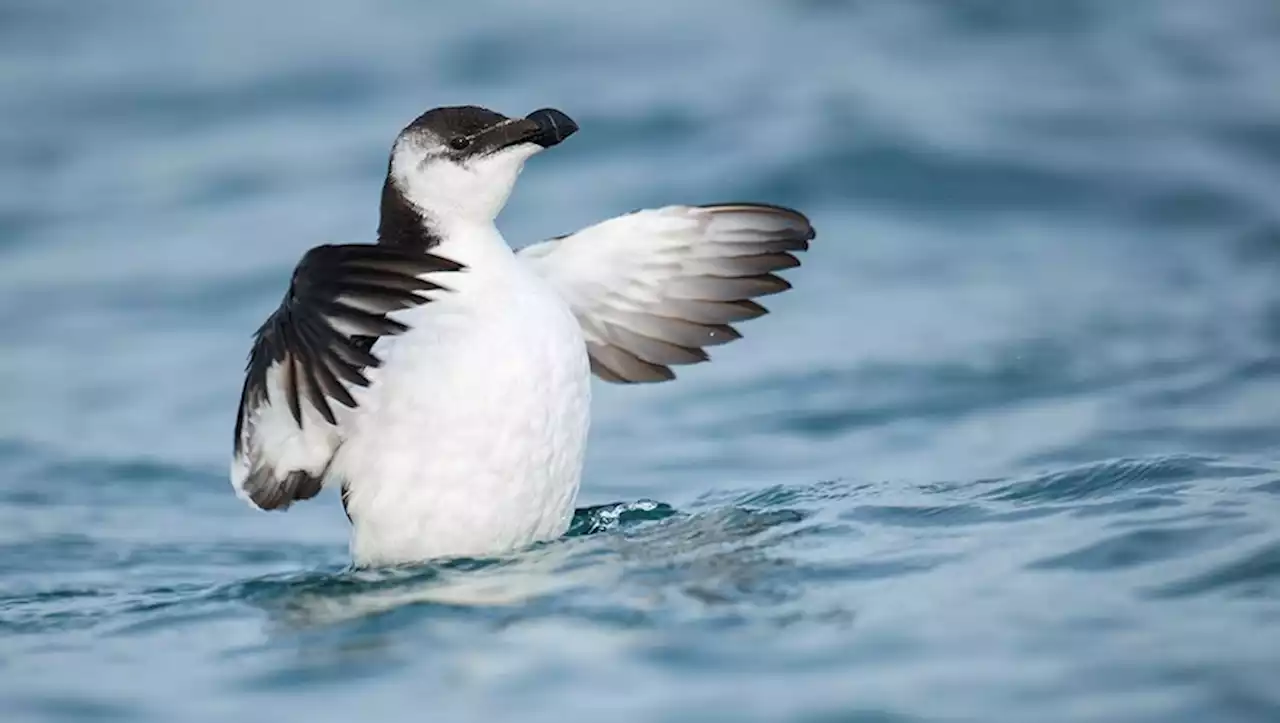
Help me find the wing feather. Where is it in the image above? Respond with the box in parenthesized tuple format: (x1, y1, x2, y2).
(518, 203, 813, 383)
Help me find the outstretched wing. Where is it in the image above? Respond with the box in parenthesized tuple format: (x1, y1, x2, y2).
(517, 203, 814, 383)
(231, 244, 463, 510)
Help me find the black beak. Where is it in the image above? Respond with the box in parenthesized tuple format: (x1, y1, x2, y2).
(525, 108, 578, 148)
(471, 109, 578, 153)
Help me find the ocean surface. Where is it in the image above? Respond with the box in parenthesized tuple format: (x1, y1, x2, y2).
(2, 1, 1280, 720)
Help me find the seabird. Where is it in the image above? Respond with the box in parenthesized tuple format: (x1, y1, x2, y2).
(231, 105, 816, 567)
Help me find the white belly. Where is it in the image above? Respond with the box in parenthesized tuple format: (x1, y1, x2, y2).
(332, 255, 591, 567)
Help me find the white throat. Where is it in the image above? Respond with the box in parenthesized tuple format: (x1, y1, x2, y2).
(389, 141, 541, 228)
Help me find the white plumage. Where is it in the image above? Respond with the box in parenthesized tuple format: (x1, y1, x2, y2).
(335, 223, 592, 566)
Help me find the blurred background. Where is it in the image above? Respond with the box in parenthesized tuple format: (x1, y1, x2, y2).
(2, 0, 1279, 720)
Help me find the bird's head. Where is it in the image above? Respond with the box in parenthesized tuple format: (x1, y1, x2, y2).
(384, 105, 577, 230)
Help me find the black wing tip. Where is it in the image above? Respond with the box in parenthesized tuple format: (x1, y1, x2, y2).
(772, 252, 803, 271)
(759, 273, 792, 295)
(243, 467, 324, 511)
(625, 366, 678, 384)
(697, 202, 817, 242)
(740, 299, 770, 318)
(589, 353, 677, 385)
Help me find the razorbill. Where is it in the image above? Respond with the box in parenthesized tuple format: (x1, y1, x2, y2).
(231, 105, 815, 567)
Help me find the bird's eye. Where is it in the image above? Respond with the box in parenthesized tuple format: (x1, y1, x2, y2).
(448, 136, 471, 151)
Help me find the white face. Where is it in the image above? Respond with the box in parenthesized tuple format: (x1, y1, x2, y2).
(389, 133, 543, 227)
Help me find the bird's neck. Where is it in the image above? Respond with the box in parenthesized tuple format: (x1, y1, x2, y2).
(376, 176, 512, 268)
(376, 176, 444, 250)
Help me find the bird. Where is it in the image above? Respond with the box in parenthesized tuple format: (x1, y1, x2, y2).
(230, 105, 815, 567)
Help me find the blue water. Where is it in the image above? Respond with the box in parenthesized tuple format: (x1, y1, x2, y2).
(3, 0, 1280, 720)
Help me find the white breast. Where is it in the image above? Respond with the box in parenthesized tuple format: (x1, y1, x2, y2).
(330, 227, 592, 567)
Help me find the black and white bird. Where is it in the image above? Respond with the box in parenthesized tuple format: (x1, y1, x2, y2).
(231, 105, 815, 567)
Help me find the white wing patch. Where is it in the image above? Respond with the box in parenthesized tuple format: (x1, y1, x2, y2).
(518, 203, 814, 383)
(231, 363, 342, 510)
